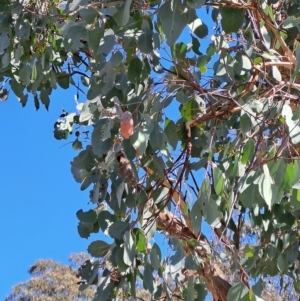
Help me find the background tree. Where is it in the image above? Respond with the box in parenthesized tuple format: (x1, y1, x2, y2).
(2, 0, 300, 300)
(5, 253, 156, 301)
(5, 253, 96, 301)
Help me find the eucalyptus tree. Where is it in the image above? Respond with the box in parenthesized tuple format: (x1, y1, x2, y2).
(1, 0, 300, 300)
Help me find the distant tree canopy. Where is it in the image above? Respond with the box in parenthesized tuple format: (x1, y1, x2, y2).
(3, 0, 300, 300)
(5, 254, 154, 301)
(5, 253, 96, 301)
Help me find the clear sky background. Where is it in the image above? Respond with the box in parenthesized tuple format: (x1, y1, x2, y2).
(0, 87, 97, 299)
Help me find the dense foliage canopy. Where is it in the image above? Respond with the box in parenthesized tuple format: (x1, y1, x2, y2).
(2, 0, 300, 300)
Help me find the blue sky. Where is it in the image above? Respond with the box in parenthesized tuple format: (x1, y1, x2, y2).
(0, 87, 96, 298)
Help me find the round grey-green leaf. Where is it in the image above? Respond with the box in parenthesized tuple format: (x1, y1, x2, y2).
(138, 28, 153, 54)
(220, 8, 245, 34)
(128, 57, 143, 83)
(87, 240, 111, 257)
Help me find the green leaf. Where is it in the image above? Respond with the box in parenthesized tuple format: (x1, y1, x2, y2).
(77, 259, 99, 285)
(240, 113, 252, 135)
(294, 281, 300, 294)
(131, 129, 148, 156)
(227, 282, 249, 301)
(195, 283, 207, 301)
(190, 158, 208, 171)
(34, 95, 40, 110)
(186, 0, 206, 9)
(76, 209, 97, 223)
(150, 121, 165, 150)
(116, 181, 125, 208)
(15, 18, 30, 38)
(171, 42, 188, 59)
(153, 186, 169, 206)
(64, 21, 88, 49)
(19, 65, 31, 86)
(94, 276, 112, 301)
(98, 211, 116, 233)
(123, 138, 136, 161)
(292, 105, 300, 120)
(150, 243, 161, 270)
(158, 1, 188, 46)
(272, 65, 282, 82)
(203, 198, 223, 227)
(244, 244, 255, 257)
(293, 42, 300, 78)
(291, 189, 300, 209)
(65, 0, 89, 13)
(88, 27, 104, 54)
(258, 174, 278, 209)
(113, 0, 132, 26)
(98, 29, 116, 55)
(287, 248, 298, 264)
(280, 162, 294, 191)
(128, 56, 143, 83)
(198, 177, 211, 204)
(80, 7, 98, 24)
(40, 89, 50, 110)
(282, 16, 300, 29)
(277, 254, 287, 273)
(57, 72, 70, 89)
(242, 140, 255, 165)
(87, 240, 111, 257)
(240, 183, 265, 208)
(77, 222, 93, 238)
(282, 233, 290, 250)
(164, 118, 178, 150)
(138, 28, 153, 54)
(91, 119, 113, 157)
(189, 18, 209, 39)
(185, 253, 202, 270)
(212, 164, 225, 196)
(191, 197, 202, 235)
(234, 53, 252, 75)
(0, 33, 9, 52)
(123, 231, 135, 266)
(143, 207, 156, 241)
(282, 104, 300, 144)
(220, 8, 245, 34)
(187, 276, 195, 301)
(108, 221, 130, 239)
(191, 35, 202, 55)
(143, 263, 154, 293)
(133, 228, 147, 252)
(198, 55, 209, 73)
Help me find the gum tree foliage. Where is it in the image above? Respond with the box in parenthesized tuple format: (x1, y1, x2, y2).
(2, 0, 300, 300)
